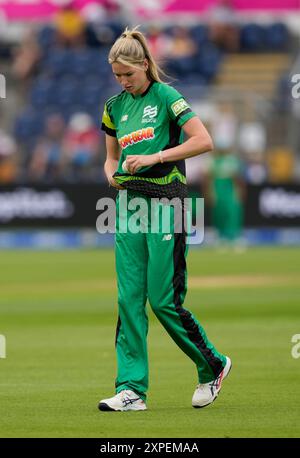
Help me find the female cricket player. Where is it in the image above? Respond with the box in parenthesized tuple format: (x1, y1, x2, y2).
(99, 26, 231, 411)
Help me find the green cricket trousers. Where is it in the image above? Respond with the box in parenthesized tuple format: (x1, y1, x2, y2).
(114, 190, 226, 401)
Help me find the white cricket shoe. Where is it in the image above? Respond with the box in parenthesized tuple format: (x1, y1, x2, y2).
(192, 356, 232, 408)
(98, 389, 147, 412)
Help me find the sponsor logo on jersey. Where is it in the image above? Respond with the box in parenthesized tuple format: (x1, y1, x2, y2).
(171, 98, 189, 117)
(121, 114, 128, 122)
(143, 105, 157, 119)
(119, 127, 155, 149)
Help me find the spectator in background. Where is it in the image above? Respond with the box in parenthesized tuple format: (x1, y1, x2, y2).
(238, 120, 267, 184)
(54, 1, 117, 49)
(165, 26, 198, 77)
(81, 1, 108, 24)
(167, 26, 197, 59)
(81, 2, 113, 47)
(211, 102, 238, 151)
(81, 0, 120, 23)
(267, 147, 295, 183)
(29, 114, 65, 182)
(97, 0, 121, 17)
(54, 2, 87, 48)
(146, 25, 171, 63)
(12, 28, 41, 82)
(243, 150, 267, 184)
(0, 130, 18, 183)
(206, 0, 240, 52)
(62, 112, 100, 182)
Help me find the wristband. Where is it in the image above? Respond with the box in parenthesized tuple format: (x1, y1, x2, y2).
(158, 151, 164, 163)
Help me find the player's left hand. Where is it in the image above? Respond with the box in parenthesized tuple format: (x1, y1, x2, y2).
(125, 153, 160, 174)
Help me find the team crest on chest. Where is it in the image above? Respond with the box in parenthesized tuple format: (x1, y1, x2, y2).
(142, 105, 158, 123)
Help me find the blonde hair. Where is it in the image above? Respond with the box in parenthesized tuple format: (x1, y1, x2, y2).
(108, 26, 167, 83)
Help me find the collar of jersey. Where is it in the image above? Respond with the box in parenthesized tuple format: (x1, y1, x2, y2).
(130, 80, 155, 99)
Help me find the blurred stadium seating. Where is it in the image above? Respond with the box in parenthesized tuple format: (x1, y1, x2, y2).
(2, 14, 295, 185)
(0, 1, 299, 248)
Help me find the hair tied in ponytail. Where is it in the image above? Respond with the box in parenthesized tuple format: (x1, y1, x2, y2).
(109, 25, 170, 83)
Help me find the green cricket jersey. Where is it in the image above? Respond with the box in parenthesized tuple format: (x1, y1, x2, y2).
(208, 153, 243, 202)
(101, 80, 196, 180)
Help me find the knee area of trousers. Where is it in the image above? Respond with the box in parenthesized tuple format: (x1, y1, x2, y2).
(118, 296, 147, 311)
(149, 299, 170, 316)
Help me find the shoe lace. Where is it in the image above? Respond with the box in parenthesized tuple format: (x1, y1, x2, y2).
(197, 372, 223, 392)
(117, 390, 142, 406)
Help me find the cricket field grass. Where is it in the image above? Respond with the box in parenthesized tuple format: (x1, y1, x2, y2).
(0, 247, 300, 438)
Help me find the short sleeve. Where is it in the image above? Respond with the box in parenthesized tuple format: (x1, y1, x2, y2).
(165, 85, 197, 127)
(101, 103, 117, 137)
